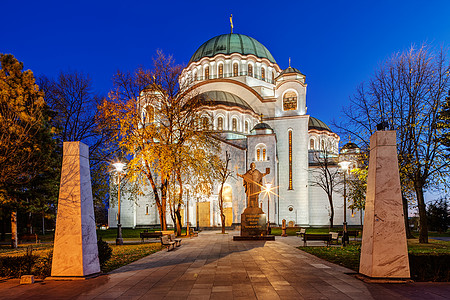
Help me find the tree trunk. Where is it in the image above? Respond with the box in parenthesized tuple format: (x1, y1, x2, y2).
(328, 195, 334, 228)
(175, 204, 182, 236)
(415, 183, 428, 243)
(360, 209, 363, 227)
(219, 185, 225, 234)
(221, 214, 226, 234)
(11, 211, 18, 249)
(1, 209, 6, 241)
(402, 195, 414, 239)
(42, 213, 45, 236)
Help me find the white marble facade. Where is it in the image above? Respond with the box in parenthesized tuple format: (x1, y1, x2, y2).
(108, 33, 362, 228)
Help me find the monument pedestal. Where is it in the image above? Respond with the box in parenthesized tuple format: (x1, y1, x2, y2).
(359, 131, 410, 279)
(233, 207, 275, 241)
(49, 142, 101, 280)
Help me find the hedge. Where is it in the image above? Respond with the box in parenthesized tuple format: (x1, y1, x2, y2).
(409, 253, 450, 282)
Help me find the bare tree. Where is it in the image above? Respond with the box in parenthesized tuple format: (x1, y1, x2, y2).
(217, 151, 233, 234)
(309, 141, 341, 228)
(333, 43, 450, 243)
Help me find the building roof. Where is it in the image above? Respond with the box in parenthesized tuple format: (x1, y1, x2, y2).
(308, 117, 332, 132)
(278, 66, 304, 77)
(341, 142, 360, 154)
(199, 91, 254, 112)
(253, 122, 273, 130)
(189, 33, 276, 64)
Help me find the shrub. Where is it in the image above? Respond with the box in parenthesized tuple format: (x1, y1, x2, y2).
(0, 255, 38, 278)
(33, 251, 53, 278)
(97, 237, 112, 269)
(409, 253, 450, 282)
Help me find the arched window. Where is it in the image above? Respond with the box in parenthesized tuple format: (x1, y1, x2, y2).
(321, 140, 325, 151)
(202, 117, 209, 130)
(193, 71, 197, 81)
(205, 66, 210, 79)
(217, 117, 223, 130)
(261, 67, 265, 81)
(145, 204, 149, 215)
(245, 121, 249, 133)
(218, 64, 223, 78)
(248, 64, 253, 77)
(232, 118, 237, 131)
(272, 72, 275, 83)
(233, 63, 238, 76)
(288, 130, 293, 190)
(310, 139, 314, 150)
(143, 105, 154, 123)
(283, 91, 297, 111)
(255, 144, 267, 161)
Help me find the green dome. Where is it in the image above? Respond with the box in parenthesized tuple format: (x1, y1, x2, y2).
(308, 117, 332, 132)
(199, 91, 254, 112)
(189, 33, 276, 64)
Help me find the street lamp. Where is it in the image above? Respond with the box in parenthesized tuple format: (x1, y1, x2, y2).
(338, 160, 351, 246)
(265, 183, 272, 234)
(113, 161, 126, 245)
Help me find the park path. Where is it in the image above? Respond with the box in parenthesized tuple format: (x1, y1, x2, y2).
(0, 231, 449, 299)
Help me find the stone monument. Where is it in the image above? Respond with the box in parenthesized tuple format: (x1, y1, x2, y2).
(233, 163, 275, 241)
(359, 131, 410, 279)
(49, 142, 101, 279)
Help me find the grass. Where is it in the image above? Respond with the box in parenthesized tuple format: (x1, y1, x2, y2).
(97, 228, 186, 241)
(270, 227, 362, 236)
(298, 239, 450, 272)
(102, 243, 163, 273)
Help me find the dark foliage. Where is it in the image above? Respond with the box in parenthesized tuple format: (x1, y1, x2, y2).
(97, 237, 112, 269)
(427, 199, 449, 233)
(409, 253, 450, 282)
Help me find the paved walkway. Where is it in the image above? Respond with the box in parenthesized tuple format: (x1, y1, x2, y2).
(1, 231, 449, 300)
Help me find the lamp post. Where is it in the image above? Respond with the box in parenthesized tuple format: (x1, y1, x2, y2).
(113, 162, 126, 245)
(339, 161, 351, 246)
(265, 183, 272, 234)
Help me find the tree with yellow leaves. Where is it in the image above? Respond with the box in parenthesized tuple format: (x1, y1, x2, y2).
(99, 51, 219, 232)
(0, 54, 58, 248)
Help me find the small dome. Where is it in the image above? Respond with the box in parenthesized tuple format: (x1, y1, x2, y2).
(251, 122, 273, 134)
(189, 33, 276, 64)
(308, 117, 332, 132)
(199, 91, 254, 112)
(341, 142, 360, 154)
(278, 66, 304, 77)
(252, 122, 272, 130)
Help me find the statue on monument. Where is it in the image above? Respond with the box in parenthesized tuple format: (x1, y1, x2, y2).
(237, 163, 270, 208)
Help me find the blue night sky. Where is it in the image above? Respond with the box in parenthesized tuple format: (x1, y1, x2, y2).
(3, 0, 450, 135)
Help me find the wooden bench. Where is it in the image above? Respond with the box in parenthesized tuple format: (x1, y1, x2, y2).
(330, 232, 340, 245)
(336, 230, 360, 241)
(19, 233, 38, 244)
(347, 230, 360, 240)
(170, 233, 182, 247)
(160, 235, 175, 251)
(189, 228, 198, 237)
(296, 228, 306, 237)
(302, 234, 332, 246)
(140, 231, 162, 242)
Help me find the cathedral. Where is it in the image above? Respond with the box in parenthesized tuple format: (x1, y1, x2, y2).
(108, 32, 362, 229)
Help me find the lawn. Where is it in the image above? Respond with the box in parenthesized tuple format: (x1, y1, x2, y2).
(102, 243, 163, 273)
(298, 239, 450, 272)
(270, 227, 362, 236)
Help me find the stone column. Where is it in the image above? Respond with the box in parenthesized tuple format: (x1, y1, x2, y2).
(359, 131, 410, 279)
(50, 142, 100, 279)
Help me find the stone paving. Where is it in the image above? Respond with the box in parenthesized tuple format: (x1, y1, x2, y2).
(0, 231, 449, 299)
